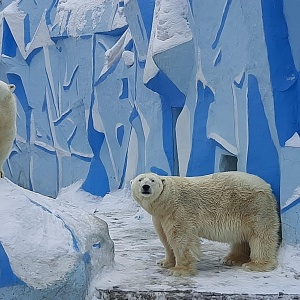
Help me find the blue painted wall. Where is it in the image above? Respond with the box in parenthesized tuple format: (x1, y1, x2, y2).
(0, 0, 299, 246)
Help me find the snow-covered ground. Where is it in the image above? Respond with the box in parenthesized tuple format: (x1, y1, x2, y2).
(1, 179, 300, 299)
(89, 187, 300, 298)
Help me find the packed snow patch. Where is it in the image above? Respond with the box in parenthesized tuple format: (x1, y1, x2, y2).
(285, 132, 300, 147)
(152, 0, 192, 54)
(282, 186, 300, 209)
(54, 0, 126, 37)
(0, 179, 114, 291)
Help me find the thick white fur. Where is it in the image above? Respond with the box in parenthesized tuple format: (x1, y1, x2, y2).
(131, 172, 280, 276)
(0, 81, 16, 178)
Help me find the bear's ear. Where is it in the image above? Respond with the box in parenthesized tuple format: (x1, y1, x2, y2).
(9, 84, 15, 93)
(130, 180, 133, 186)
(161, 178, 166, 185)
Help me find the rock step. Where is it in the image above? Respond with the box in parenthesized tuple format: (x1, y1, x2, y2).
(96, 289, 300, 300)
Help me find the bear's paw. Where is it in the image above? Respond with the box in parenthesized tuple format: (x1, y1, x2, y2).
(168, 266, 197, 276)
(242, 261, 277, 272)
(222, 254, 250, 266)
(157, 258, 175, 269)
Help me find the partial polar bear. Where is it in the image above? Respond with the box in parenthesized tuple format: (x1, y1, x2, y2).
(131, 171, 280, 276)
(0, 80, 16, 178)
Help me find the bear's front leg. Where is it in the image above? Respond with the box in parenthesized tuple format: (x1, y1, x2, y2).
(152, 216, 176, 268)
(167, 229, 200, 276)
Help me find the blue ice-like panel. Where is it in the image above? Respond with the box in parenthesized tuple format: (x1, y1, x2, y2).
(82, 115, 110, 196)
(212, 0, 232, 49)
(124, 0, 149, 60)
(0, 243, 25, 288)
(246, 74, 280, 201)
(117, 124, 125, 146)
(18, 0, 57, 39)
(187, 82, 215, 176)
(261, 0, 300, 146)
(136, 0, 155, 39)
(144, 69, 185, 175)
(7, 74, 32, 143)
(81, 157, 110, 197)
(2, 19, 17, 57)
(119, 78, 129, 99)
(31, 145, 58, 197)
(150, 166, 168, 176)
(129, 109, 145, 175)
(281, 197, 300, 214)
(280, 147, 300, 244)
(153, 39, 195, 97)
(283, 0, 300, 71)
(1, 0, 300, 252)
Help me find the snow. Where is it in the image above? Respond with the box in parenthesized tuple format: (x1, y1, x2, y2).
(122, 50, 135, 67)
(0, 2, 54, 59)
(0, 180, 76, 289)
(55, 0, 107, 36)
(143, 0, 193, 85)
(0, 179, 113, 292)
(54, 0, 127, 37)
(99, 28, 132, 78)
(2, 178, 300, 298)
(152, 0, 192, 55)
(285, 132, 300, 147)
(1, 3, 27, 59)
(282, 186, 300, 209)
(207, 132, 238, 155)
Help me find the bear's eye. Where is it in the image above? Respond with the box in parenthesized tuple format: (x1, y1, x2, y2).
(138, 178, 142, 182)
(151, 179, 155, 182)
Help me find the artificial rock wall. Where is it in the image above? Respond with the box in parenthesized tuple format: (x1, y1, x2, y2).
(0, 0, 299, 244)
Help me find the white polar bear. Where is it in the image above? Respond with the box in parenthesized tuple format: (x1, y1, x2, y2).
(0, 80, 16, 178)
(131, 171, 280, 276)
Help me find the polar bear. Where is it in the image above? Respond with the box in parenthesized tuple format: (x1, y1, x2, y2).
(0, 80, 16, 178)
(130, 171, 280, 276)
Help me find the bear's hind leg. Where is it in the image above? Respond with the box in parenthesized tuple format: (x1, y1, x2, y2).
(243, 235, 278, 272)
(223, 242, 250, 266)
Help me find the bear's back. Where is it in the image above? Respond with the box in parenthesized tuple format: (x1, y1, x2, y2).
(162, 172, 278, 243)
(162, 172, 277, 219)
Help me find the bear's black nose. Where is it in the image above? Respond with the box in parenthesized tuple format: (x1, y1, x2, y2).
(142, 184, 150, 191)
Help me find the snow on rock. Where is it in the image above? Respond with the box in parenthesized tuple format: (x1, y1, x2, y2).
(122, 50, 135, 67)
(0, 2, 54, 60)
(99, 28, 132, 78)
(53, 0, 127, 37)
(144, 0, 193, 84)
(152, 0, 192, 55)
(144, 0, 194, 95)
(285, 132, 300, 147)
(282, 186, 300, 211)
(0, 179, 114, 298)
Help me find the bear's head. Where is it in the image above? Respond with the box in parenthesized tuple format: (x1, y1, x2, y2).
(130, 173, 165, 213)
(0, 80, 15, 101)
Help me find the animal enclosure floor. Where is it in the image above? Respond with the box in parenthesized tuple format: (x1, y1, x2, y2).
(92, 189, 300, 298)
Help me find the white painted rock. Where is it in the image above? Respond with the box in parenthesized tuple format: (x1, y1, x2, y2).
(0, 179, 114, 299)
